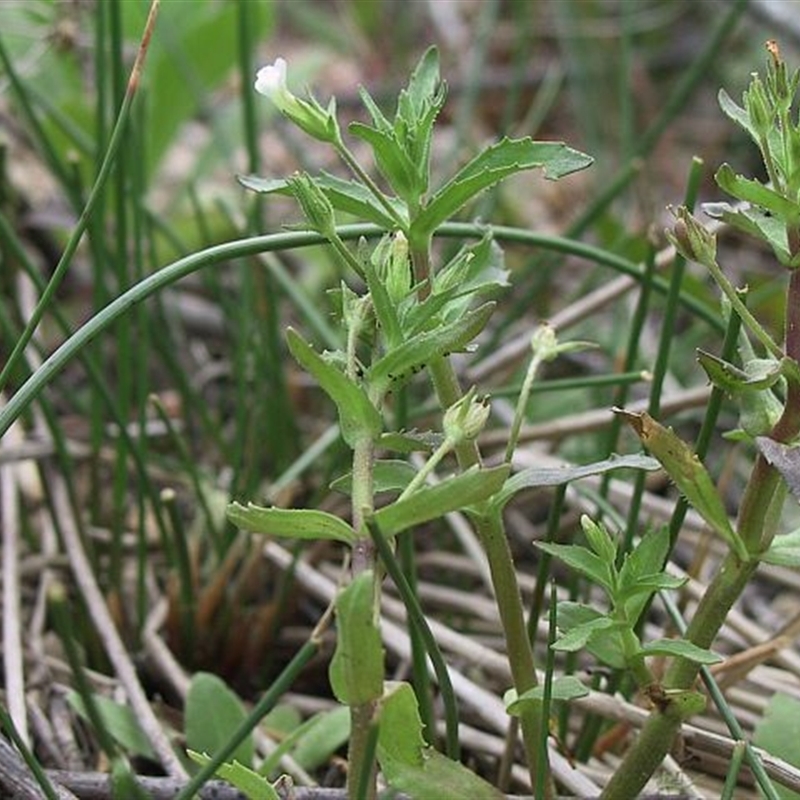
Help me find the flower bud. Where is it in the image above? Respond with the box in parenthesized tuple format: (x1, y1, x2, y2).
(443, 387, 491, 444)
(667, 206, 717, 267)
(255, 58, 341, 144)
(287, 172, 336, 238)
(529, 323, 559, 362)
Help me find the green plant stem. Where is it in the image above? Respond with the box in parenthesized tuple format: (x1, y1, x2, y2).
(602, 268, 800, 799)
(348, 431, 377, 799)
(428, 357, 549, 796)
(367, 519, 460, 760)
(335, 139, 407, 231)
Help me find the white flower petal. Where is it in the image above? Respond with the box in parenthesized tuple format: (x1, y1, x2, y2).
(254, 57, 288, 97)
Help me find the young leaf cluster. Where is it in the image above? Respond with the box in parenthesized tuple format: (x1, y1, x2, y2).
(538, 516, 719, 684)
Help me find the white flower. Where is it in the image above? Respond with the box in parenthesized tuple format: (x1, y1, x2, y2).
(255, 58, 289, 99)
(253, 58, 340, 144)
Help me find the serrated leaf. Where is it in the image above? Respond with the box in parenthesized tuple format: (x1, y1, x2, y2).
(557, 603, 627, 669)
(715, 164, 800, 222)
(372, 465, 509, 538)
(331, 459, 418, 495)
(188, 752, 279, 800)
(66, 692, 155, 761)
(412, 138, 593, 237)
(329, 571, 384, 705)
(237, 173, 404, 230)
(286, 328, 381, 447)
(227, 502, 356, 545)
(185, 673, 253, 767)
(755, 437, 800, 503)
(615, 410, 748, 560)
(377, 683, 503, 800)
(535, 542, 614, 592)
(504, 676, 589, 715)
(492, 453, 660, 511)
(366, 302, 495, 397)
(754, 693, 800, 799)
(639, 639, 722, 664)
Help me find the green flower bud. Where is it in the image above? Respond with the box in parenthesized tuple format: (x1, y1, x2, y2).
(443, 387, 491, 444)
(255, 58, 341, 144)
(667, 206, 717, 267)
(384, 231, 412, 302)
(287, 173, 336, 239)
(529, 323, 559, 362)
(744, 75, 772, 138)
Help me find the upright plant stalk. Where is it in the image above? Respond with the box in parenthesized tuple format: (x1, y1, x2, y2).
(347, 434, 377, 800)
(602, 260, 800, 800)
(413, 233, 550, 794)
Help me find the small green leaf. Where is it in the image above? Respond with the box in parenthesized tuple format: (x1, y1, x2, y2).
(187, 752, 279, 800)
(227, 502, 356, 545)
(615, 410, 749, 560)
(377, 683, 504, 800)
(639, 639, 722, 664)
(373, 465, 509, 538)
(718, 88, 761, 143)
(492, 453, 660, 511)
(412, 138, 593, 237)
(715, 163, 800, 222)
(286, 328, 381, 447)
(761, 528, 800, 567)
(290, 707, 351, 773)
(504, 676, 589, 715)
(535, 542, 614, 592)
(237, 173, 404, 230)
(754, 693, 800, 800)
(331, 459, 417, 496)
(378, 429, 442, 453)
(618, 528, 681, 620)
(697, 350, 784, 393)
(66, 692, 155, 761)
(366, 302, 495, 397)
(704, 201, 792, 265)
(329, 571, 384, 705)
(557, 603, 627, 669)
(615, 572, 686, 605)
(185, 673, 253, 767)
(551, 616, 617, 653)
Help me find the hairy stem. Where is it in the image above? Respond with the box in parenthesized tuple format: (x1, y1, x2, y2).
(347, 436, 377, 800)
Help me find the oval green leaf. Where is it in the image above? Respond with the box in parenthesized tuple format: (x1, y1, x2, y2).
(227, 502, 355, 545)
